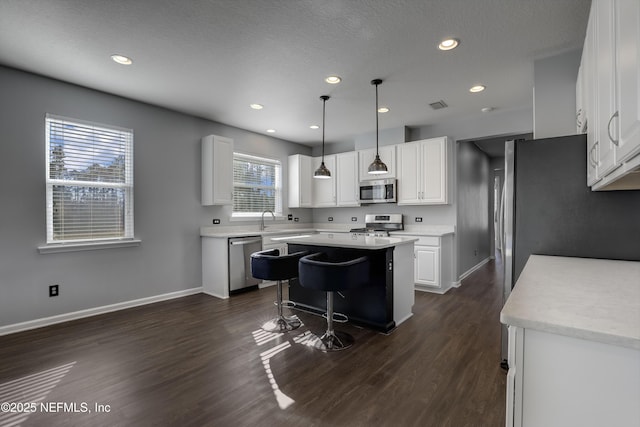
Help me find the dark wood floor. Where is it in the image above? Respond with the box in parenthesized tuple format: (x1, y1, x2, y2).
(0, 259, 505, 427)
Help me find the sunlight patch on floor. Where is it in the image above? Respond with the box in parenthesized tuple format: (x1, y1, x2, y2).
(0, 361, 76, 427)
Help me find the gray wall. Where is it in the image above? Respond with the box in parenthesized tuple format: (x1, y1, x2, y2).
(456, 142, 491, 276)
(533, 49, 581, 139)
(410, 107, 533, 143)
(0, 66, 310, 327)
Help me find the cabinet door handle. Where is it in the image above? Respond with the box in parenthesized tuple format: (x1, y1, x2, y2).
(607, 111, 619, 146)
(589, 146, 596, 167)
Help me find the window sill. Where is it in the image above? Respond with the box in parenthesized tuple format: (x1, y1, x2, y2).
(38, 239, 141, 254)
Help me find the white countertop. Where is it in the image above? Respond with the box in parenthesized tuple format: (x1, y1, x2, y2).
(200, 223, 455, 238)
(501, 255, 640, 350)
(200, 226, 316, 238)
(390, 225, 455, 237)
(275, 233, 418, 249)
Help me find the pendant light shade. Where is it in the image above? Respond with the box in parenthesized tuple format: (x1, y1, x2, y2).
(314, 95, 332, 179)
(368, 79, 388, 174)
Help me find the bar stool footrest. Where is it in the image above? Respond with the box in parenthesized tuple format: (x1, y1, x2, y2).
(261, 315, 301, 333)
(321, 311, 349, 323)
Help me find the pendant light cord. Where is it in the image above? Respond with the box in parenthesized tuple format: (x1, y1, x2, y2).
(322, 96, 326, 161)
(375, 82, 379, 157)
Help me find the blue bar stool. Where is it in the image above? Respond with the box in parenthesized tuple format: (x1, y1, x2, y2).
(251, 248, 308, 332)
(298, 252, 370, 351)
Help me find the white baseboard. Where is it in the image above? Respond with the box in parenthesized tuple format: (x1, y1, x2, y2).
(457, 257, 492, 285)
(202, 290, 229, 300)
(0, 287, 203, 336)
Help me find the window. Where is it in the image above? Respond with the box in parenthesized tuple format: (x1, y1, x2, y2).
(232, 153, 281, 216)
(45, 114, 134, 243)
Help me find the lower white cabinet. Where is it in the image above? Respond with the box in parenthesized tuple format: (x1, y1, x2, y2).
(400, 234, 454, 294)
(414, 245, 439, 287)
(506, 326, 640, 427)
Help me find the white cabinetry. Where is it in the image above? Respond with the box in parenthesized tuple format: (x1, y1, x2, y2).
(336, 151, 360, 207)
(414, 244, 439, 287)
(288, 154, 313, 208)
(312, 155, 336, 207)
(358, 145, 396, 181)
(401, 234, 454, 294)
(506, 326, 640, 427)
(397, 137, 448, 205)
(579, 0, 640, 190)
(614, 0, 640, 163)
(202, 135, 234, 205)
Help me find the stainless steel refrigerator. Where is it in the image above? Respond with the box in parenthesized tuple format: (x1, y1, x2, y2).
(499, 134, 640, 363)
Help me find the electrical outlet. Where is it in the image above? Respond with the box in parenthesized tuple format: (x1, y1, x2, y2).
(294, 217, 299, 222)
(49, 284, 59, 297)
(287, 214, 293, 220)
(351, 217, 358, 222)
(328, 217, 334, 222)
(415, 217, 423, 222)
(212, 218, 221, 224)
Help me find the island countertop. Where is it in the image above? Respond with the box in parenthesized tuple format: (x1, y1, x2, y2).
(274, 233, 418, 249)
(500, 255, 640, 350)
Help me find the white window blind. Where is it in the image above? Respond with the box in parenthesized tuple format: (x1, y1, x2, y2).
(233, 153, 281, 215)
(45, 114, 134, 243)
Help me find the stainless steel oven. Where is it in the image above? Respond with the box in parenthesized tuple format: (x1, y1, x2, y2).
(359, 178, 396, 204)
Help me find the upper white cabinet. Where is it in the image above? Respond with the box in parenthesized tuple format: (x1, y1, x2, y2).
(358, 145, 396, 181)
(615, 0, 640, 163)
(336, 151, 360, 207)
(579, 0, 640, 190)
(397, 137, 448, 205)
(312, 155, 336, 207)
(288, 154, 313, 208)
(202, 135, 234, 205)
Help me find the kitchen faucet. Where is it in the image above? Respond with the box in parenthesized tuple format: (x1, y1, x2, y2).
(261, 210, 275, 231)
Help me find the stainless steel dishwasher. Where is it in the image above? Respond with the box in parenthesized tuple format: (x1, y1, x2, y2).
(228, 236, 262, 294)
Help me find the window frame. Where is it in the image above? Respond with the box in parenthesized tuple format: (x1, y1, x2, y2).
(43, 114, 135, 248)
(231, 152, 282, 218)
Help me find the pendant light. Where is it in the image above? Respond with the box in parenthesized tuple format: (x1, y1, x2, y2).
(314, 95, 332, 179)
(368, 79, 388, 174)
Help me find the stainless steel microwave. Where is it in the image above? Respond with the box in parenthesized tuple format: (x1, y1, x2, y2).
(359, 179, 396, 203)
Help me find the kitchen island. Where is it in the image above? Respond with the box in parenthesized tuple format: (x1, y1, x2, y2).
(275, 233, 418, 333)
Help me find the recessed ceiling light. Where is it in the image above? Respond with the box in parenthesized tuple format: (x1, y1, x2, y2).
(469, 85, 486, 93)
(310, 125, 319, 129)
(325, 76, 342, 84)
(111, 54, 133, 65)
(250, 103, 264, 110)
(377, 107, 390, 113)
(481, 107, 495, 113)
(438, 38, 460, 51)
(266, 129, 276, 133)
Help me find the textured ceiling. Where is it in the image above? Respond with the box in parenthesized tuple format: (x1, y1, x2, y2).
(0, 0, 590, 146)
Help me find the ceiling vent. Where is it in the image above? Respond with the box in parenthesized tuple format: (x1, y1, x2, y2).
(429, 100, 448, 110)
